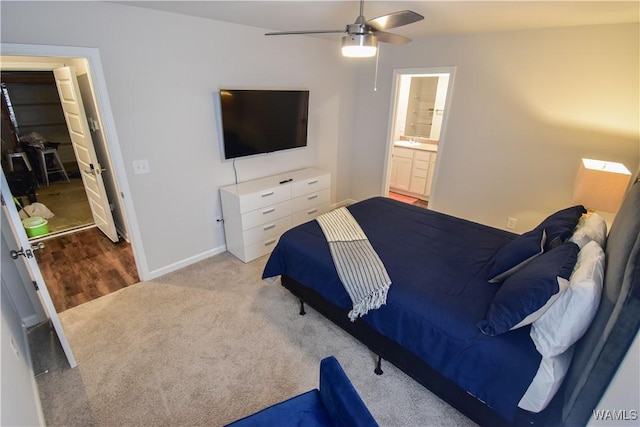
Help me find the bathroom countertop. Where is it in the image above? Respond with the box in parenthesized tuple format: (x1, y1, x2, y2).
(393, 140, 438, 152)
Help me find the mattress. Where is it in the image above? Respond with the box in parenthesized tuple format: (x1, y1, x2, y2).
(263, 197, 543, 420)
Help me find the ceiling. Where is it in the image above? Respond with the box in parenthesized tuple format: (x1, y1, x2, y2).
(116, 1, 639, 41)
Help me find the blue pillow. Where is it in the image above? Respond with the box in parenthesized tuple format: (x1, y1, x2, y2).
(534, 205, 586, 250)
(478, 242, 579, 336)
(487, 228, 546, 283)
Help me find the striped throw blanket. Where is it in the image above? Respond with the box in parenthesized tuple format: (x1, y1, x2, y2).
(316, 207, 391, 321)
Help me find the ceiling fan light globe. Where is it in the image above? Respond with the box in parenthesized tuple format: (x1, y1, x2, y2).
(341, 34, 377, 57)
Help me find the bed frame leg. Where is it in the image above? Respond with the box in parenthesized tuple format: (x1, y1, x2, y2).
(298, 299, 306, 316)
(374, 355, 384, 375)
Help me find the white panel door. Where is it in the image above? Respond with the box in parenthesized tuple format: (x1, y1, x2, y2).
(53, 66, 118, 242)
(1, 171, 77, 368)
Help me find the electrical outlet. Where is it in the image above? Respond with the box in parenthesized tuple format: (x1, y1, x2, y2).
(132, 159, 150, 175)
(506, 217, 517, 230)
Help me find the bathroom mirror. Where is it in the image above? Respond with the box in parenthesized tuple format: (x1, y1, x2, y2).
(398, 75, 449, 141)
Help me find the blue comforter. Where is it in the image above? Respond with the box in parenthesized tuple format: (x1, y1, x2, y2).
(263, 197, 542, 420)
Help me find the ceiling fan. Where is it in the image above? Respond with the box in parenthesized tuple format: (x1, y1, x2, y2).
(265, 0, 424, 58)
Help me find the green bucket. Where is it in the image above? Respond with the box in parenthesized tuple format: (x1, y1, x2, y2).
(22, 216, 49, 238)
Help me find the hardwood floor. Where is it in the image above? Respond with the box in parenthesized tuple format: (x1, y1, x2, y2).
(35, 227, 139, 312)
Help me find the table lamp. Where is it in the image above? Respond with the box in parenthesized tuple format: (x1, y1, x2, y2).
(572, 158, 632, 213)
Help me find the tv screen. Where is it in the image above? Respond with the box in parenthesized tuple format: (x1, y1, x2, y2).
(218, 89, 309, 160)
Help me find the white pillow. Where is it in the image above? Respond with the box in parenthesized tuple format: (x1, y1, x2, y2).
(568, 212, 607, 249)
(530, 240, 604, 357)
(518, 347, 575, 412)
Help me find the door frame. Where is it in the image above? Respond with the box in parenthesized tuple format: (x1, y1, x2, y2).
(381, 66, 456, 208)
(1, 42, 149, 280)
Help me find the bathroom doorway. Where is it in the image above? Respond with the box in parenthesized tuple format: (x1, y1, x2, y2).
(383, 67, 455, 209)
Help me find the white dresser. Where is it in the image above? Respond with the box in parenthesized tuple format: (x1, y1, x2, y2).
(220, 168, 331, 262)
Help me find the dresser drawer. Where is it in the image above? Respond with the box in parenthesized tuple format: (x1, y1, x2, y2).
(220, 168, 331, 263)
(292, 202, 330, 228)
(291, 173, 330, 198)
(244, 236, 281, 261)
(241, 200, 291, 230)
(291, 188, 330, 212)
(238, 185, 290, 213)
(242, 216, 291, 247)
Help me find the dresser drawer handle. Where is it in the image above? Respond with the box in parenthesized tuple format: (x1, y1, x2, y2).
(307, 208, 318, 215)
(263, 224, 275, 231)
(307, 179, 318, 185)
(261, 191, 275, 198)
(264, 239, 276, 246)
(307, 194, 318, 200)
(262, 208, 275, 215)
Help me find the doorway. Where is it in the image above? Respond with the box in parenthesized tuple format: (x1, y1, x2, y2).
(1, 47, 143, 315)
(383, 67, 455, 208)
(1, 70, 95, 238)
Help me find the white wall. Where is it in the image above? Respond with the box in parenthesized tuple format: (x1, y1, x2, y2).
(588, 332, 640, 426)
(2, 3, 638, 271)
(1, 278, 45, 426)
(351, 23, 639, 232)
(0, 1, 357, 275)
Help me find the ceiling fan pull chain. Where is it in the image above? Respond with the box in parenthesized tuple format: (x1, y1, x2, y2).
(373, 45, 380, 91)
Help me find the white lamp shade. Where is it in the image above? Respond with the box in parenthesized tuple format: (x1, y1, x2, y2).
(341, 34, 377, 58)
(572, 158, 632, 213)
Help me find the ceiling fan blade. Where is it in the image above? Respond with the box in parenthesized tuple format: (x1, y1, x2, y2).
(374, 31, 411, 44)
(265, 29, 346, 36)
(367, 10, 424, 31)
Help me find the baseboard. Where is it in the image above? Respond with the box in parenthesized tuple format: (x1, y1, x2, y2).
(145, 244, 227, 280)
(332, 199, 358, 209)
(21, 314, 42, 329)
(145, 199, 356, 280)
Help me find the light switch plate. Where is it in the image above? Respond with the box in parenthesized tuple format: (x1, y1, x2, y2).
(132, 159, 150, 175)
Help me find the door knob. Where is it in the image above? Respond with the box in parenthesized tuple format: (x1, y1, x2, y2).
(10, 242, 45, 259)
(85, 164, 106, 175)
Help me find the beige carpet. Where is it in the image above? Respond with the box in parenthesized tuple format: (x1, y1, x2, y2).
(34, 252, 476, 426)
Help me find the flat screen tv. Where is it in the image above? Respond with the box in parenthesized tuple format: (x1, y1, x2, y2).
(218, 89, 309, 160)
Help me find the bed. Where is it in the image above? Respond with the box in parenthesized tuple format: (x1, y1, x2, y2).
(262, 178, 640, 426)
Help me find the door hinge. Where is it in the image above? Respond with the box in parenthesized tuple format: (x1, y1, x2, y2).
(88, 117, 100, 132)
(32, 281, 39, 291)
